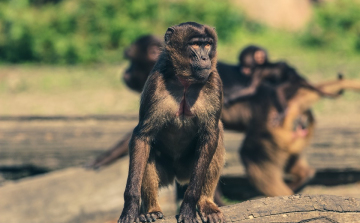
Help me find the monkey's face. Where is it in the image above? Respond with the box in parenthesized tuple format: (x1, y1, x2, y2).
(187, 37, 214, 82)
(123, 35, 162, 92)
(254, 50, 267, 65)
(123, 60, 150, 92)
(239, 45, 268, 74)
(164, 22, 217, 84)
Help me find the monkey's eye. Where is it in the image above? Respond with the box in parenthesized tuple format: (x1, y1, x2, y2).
(191, 44, 199, 49)
(205, 43, 211, 49)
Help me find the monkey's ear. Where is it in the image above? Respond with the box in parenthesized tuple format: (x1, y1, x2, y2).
(164, 27, 175, 44)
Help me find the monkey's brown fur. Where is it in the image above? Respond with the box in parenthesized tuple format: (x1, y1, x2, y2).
(241, 75, 360, 196)
(118, 22, 225, 223)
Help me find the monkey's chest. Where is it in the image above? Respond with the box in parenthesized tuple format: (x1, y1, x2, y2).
(156, 120, 198, 158)
(176, 96, 193, 117)
(163, 84, 201, 118)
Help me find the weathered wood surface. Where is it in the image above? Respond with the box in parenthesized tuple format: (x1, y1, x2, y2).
(106, 195, 360, 223)
(0, 157, 177, 223)
(1, 163, 359, 223)
(0, 114, 138, 121)
(1, 115, 360, 223)
(0, 119, 138, 172)
(1, 115, 359, 179)
(159, 194, 360, 223)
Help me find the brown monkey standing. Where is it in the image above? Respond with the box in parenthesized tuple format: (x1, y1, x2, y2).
(118, 22, 225, 223)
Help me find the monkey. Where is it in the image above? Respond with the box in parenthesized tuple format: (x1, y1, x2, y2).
(238, 45, 268, 76)
(239, 86, 315, 196)
(224, 45, 340, 114)
(118, 22, 225, 223)
(240, 74, 360, 196)
(123, 35, 162, 93)
(87, 40, 254, 170)
(87, 39, 253, 169)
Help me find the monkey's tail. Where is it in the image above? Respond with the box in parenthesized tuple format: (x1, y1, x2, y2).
(84, 132, 131, 170)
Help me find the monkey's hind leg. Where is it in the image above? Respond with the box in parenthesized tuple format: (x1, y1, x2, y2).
(242, 157, 293, 196)
(197, 138, 225, 223)
(140, 154, 175, 222)
(285, 155, 315, 193)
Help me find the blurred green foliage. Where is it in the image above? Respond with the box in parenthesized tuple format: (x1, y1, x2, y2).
(300, 0, 360, 53)
(0, 0, 261, 64)
(1, 0, 360, 64)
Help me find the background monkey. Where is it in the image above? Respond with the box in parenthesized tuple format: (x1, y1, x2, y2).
(238, 45, 268, 76)
(123, 35, 162, 93)
(240, 74, 360, 197)
(225, 45, 339, 112)
(118, 22, 225, 223)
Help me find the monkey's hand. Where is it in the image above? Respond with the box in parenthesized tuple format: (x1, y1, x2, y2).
(118, 202, 140, 223)
(178, 202, 201, 223)
(139, 212, 164, 222)
(198, 200, 225, 223)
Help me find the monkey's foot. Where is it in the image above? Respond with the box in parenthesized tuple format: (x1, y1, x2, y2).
(290, 167, 316, 193)
(118, 204, 140, 223)
(118, 214, 140, 223)
(139, 212, 164, 222)
(198, 199, 225, 223)
(178, 203, 201, 223)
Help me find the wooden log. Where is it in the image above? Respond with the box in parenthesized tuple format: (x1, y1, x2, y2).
(159, 195, 360, 223)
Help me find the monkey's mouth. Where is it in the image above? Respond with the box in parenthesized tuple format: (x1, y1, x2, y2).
(177, 96, 193, 117)
(292, 123, 309, 139)
(193, 66, 211, 73)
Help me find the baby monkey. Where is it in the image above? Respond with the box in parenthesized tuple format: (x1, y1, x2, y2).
(118, 22, 225, 223)
(226, 45, 339, 115)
